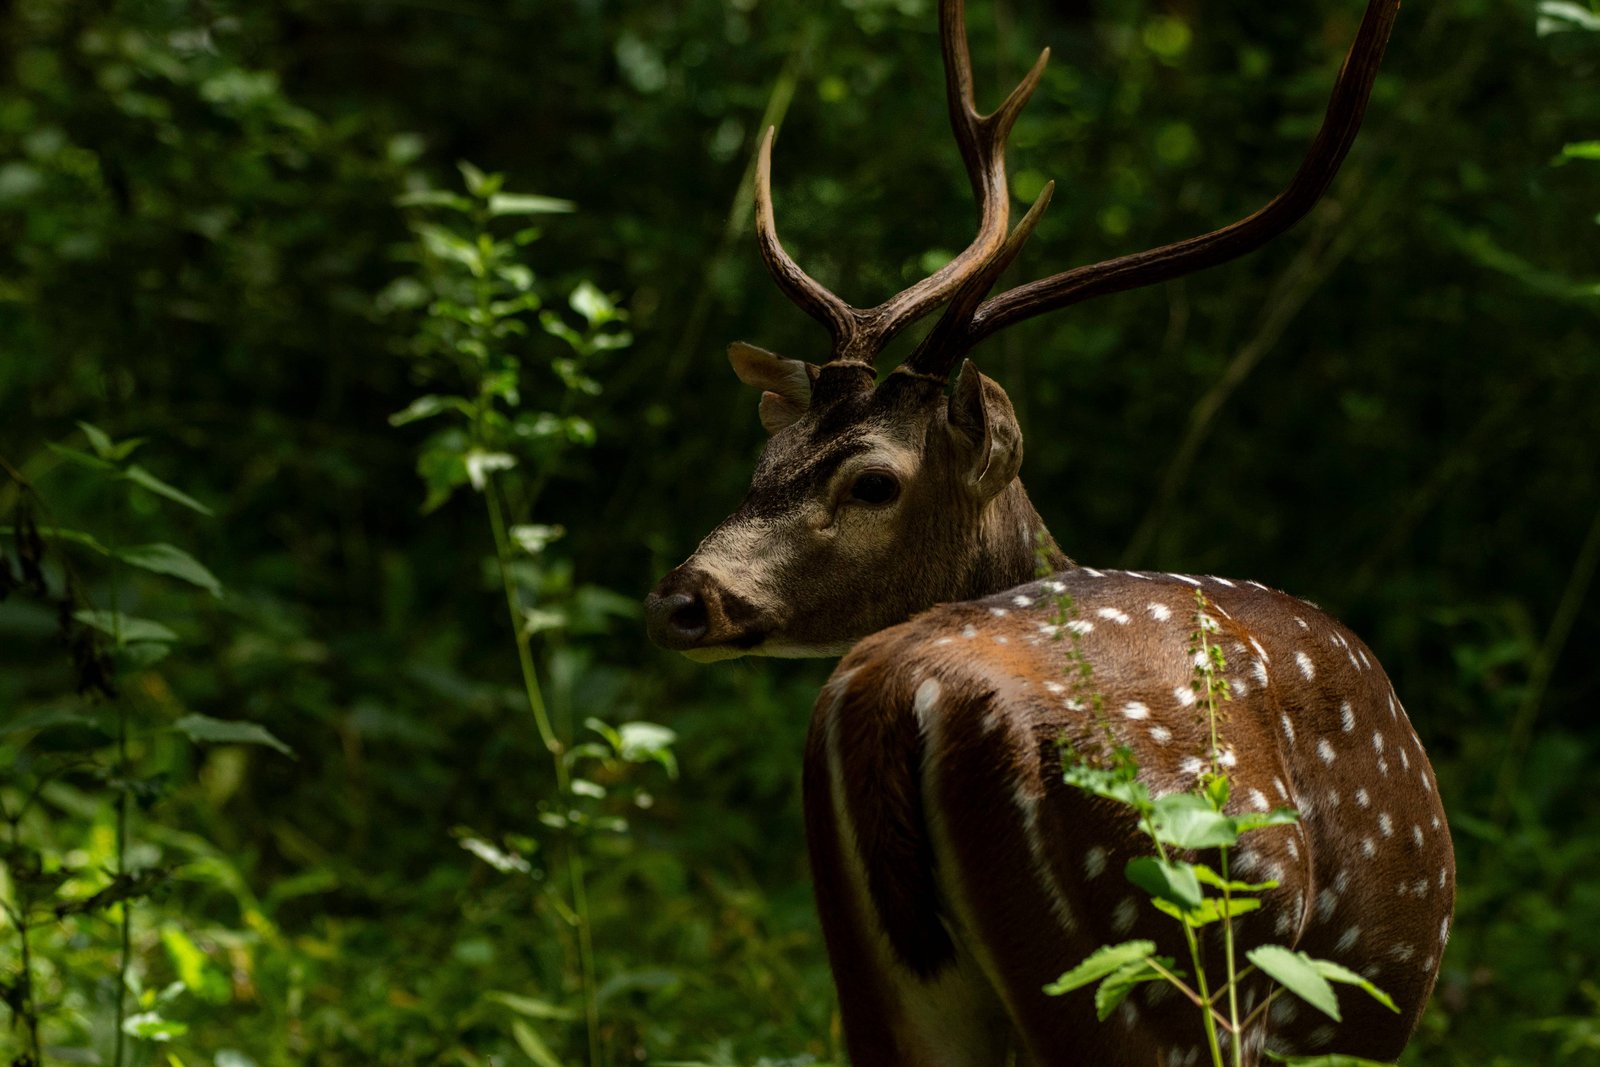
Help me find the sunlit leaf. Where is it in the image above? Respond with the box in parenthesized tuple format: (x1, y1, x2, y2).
(1044, 940, 1156, 995)
(173, 714, 293, 757)
(115, 543, 223, 597)
(1248, 945, 1341, 1021)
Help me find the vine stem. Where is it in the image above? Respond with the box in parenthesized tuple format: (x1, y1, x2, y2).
(484, 483, 600, 1067)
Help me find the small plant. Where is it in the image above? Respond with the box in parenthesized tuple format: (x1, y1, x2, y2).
(1046, 589, 1399, 1067)
(384, 161, 671, 1066)
(2, 427, 289, 1065)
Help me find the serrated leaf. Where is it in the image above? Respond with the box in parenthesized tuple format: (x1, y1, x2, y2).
(173, 714, 293, 757)
(1094, 956, 1177, 1020)
(1044, 940, 1156, 996)
(1309, 958, 1401, 1014)
(1126, 856, 1202, 910)
(1248, 945, 1341, 1021)
(123, 465, 214, 516)
(74, 609, 178, 644)
(1150, 793, 1238, 848)
(489, 192, 576, 216)
(115, 543, 222, 597)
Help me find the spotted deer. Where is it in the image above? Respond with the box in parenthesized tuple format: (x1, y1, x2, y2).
(645, 1, 1453, 1063)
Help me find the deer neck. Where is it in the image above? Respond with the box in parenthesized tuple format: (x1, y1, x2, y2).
(969, 478, 1073, 600)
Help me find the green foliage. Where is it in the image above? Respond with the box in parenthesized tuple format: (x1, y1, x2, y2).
(0, 0, 1595, 1063)
(1049, 591, 1397, 1066)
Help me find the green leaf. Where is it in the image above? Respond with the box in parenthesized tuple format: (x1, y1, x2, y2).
(1044, 940, 1156, 995)
(1248, 945, 1341, 1022)
(115, 543, 223, 597)
(74, 609, 179, 644)
(1094, 956, 1177, 1020)
(77, 420, 116, 459)
(47, 441, 117, 472)
(1309, 958, 1401, 1014)
(595, 720, 679, 778)
(395, 189, 474, 212)
(489, 192, 577, 217)
(1153, 895, 1263, 927)
(464, 449, 516, 490)
(484, 991, 578, 1021)
(173, 714, 294, 757)
(121, 1011, 189, 1041)
(123, 465, 215, 516)
(510, 1018, 565, 1067)
(1192, 863, 1279, 893)
(1555, 140, 1600, 161)
(1537, 1, 1600, 35)
(389, 394, 474, 427)
(509, 524, 564, 555)
(1126, 857, 1203, 910)
(1150, 793, 1239, 848)
(1232, 808, 1301, 835)
(458, 835, 533, 874)
(568, 280, 617, 326)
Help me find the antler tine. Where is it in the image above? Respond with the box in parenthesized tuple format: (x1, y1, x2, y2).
(962, 0, 1401, 349)
(862, 2, 1050, 357)
(754, 126, 859, 348)
(903, 180, 1056, 381)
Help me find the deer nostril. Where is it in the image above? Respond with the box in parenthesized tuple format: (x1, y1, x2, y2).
(668, 596, 707, 637)
(646, 590, 708, 649)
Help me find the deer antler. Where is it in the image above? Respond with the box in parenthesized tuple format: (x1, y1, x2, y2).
(755, 0, 1049, 366)
(905, 0, 1402, 380)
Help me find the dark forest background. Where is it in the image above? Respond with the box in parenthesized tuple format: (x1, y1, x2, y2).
(1, 0, 1598, 1063)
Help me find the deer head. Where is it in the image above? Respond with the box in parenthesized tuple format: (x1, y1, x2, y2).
(646, 0, 1399, 662)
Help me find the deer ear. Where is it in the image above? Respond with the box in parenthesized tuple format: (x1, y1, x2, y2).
(729, 342, 818, 434)
(946, 360, 1024, 500)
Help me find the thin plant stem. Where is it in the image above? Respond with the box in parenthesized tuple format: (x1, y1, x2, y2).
(109, 511, 130, 1067)
(1221, 848, 1242, 1067)
(3, 800, 43, 1064)
(484, 483, 600, 1067)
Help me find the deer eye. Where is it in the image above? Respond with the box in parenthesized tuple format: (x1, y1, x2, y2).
(847, 471, 900, 506)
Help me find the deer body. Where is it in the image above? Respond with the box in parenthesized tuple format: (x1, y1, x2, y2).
(806, 568, 1453, 1065)
(646, 1, 1449, 1062)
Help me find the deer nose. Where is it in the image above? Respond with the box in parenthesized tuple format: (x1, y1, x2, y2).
(645, 591, 709, 650)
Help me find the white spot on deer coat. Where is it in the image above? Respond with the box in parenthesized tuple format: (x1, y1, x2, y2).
(1341, 702, 1356, 732)
(1296, 651, 1316, 680)
(1149, 725, 1172, 745)
(1012, 594, 1034, 608)
(1084, 846, 1107, 879)
(1337, 926, 1361, 953)
(1122, 701, 1149, 720)
(1317, 739, 1336, 765)
(1097, 606, 1131, 624)
(1173, 685, 1195, 707)
(1113, 896, 1139, 934)
(1148, 602, 1172, 621)
(913, 679, 942, 726)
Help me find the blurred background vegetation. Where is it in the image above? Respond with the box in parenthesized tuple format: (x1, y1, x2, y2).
(1, 0, 1597, 1063)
